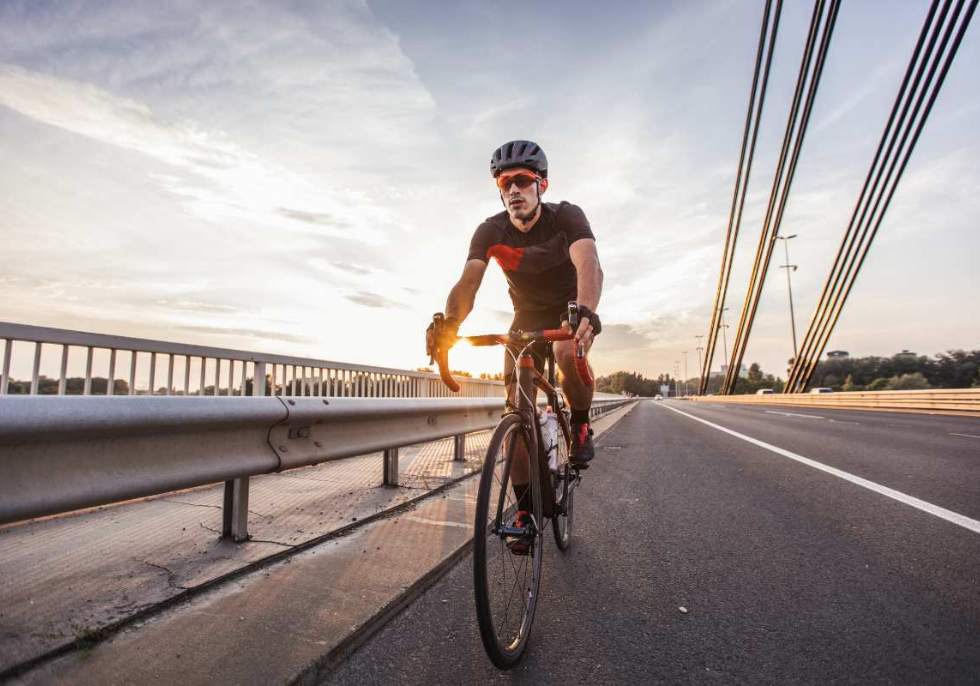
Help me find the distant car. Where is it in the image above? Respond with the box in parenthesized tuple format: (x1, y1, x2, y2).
(654, 394, 663, 400)
(756, 388, 774, 395)
(809, 387, 833, 394)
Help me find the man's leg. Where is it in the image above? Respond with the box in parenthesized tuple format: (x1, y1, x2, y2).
(554, 339, 595, 465)
(503, 349, 535, 515)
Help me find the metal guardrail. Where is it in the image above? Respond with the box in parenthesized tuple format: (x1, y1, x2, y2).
(688, 388, 980, 416)
(0, 395, 635, 539)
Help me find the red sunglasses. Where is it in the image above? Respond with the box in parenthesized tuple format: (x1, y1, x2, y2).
(495, 172, 542, 190)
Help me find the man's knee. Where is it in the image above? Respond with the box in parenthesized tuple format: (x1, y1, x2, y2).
(555, 341, 578, 378)
(553, 340, 577, 373)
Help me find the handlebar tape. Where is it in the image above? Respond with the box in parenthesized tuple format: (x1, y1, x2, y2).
(575, 349, 594, 387)
(437, 350, 460, 393)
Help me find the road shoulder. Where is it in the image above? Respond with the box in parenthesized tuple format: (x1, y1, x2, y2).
(15, 401, 638, 686)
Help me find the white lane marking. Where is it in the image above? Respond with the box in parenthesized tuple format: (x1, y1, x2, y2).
(659, 403, 980, 535)
(949, 433, 980, 440)
(403, 515, 471, 530)
(764, 410, 825, 420)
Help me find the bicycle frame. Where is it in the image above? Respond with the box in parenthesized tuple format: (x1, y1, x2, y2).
(430, 305, 592, 524)
(509, 345, 571, 521)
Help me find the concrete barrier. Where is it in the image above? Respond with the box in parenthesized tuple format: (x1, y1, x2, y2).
(688, 388, 980, 417)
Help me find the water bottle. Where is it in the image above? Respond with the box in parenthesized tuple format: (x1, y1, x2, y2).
(539, 406, 559, 471)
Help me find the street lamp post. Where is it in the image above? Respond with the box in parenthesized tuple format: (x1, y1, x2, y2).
(777, 234, 799, 359)
(717, 306, 731, 371)
(682, 350, 689, 397)
(696, 345, 704, 394)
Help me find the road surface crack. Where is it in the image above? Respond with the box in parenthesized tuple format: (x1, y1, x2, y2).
(142, 560, 188, 591)
(165, 499, 222, 511)
(246, 537, 294, 547)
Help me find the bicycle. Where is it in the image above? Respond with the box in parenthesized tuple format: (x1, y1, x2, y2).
(430, 302, 593, 669)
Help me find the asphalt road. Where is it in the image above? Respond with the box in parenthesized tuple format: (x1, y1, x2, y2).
(321, 400, 980, 685)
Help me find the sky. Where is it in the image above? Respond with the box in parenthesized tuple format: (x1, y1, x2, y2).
(1, 0, 978, 382)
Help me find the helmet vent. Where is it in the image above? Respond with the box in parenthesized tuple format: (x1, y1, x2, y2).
(489, 139, 548, 178)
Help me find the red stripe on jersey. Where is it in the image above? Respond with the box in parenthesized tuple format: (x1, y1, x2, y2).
(487, 244, 524, 271)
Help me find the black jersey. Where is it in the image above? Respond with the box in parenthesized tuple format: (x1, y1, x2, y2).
(467, 201, 595, 313)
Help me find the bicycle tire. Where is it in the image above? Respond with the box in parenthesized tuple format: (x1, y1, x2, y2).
(473, 413, 544, 669)
(551, 411, 574, 550)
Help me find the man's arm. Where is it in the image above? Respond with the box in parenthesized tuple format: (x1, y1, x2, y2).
(446, 259, 488, 323)
(569, 238, 603, 347)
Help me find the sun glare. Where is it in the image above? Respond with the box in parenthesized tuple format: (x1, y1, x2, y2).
(449, 338, 501, 379)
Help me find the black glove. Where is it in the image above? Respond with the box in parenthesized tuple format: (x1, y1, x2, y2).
(426, 313, 460, 360)
(564, 305, 602, 335)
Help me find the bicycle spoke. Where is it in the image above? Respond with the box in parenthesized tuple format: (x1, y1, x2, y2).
(474, 414, 544, 668)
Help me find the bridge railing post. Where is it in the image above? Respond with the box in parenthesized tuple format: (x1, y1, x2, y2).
(222, 476, 250, 542)
(383, 447, 399, 486)
(253, 361, 267, 396)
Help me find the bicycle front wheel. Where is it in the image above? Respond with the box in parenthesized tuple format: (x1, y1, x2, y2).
(473, 413, 544, 669)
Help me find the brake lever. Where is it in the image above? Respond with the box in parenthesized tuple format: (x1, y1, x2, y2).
(567, 302, 586, 358)
(567, 301, 579, 332)
(430, 312, 444, 366)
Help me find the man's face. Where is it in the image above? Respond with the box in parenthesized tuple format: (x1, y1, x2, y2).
(497, 167, 544, 223)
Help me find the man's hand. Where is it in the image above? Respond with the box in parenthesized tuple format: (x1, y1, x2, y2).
(562, 304, 601, 354)
(562, 317, 595, 354)
(426, 314, 460, 361)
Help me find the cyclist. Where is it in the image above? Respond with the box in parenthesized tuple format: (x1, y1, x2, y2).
(427, 140, 603, 542)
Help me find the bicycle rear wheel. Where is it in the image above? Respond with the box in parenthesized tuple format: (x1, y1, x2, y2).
(473, 413, 544, 669)
(551, 412, 574, 550)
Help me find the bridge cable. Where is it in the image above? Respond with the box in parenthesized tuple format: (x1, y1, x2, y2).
(788, 0, 975, 391)
(699, 0, 783, 395)
(785, 0, 976, 392)
(722, 0, 841, 395)
(786, 0, 948, 392)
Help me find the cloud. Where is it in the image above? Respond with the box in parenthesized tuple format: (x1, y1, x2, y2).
(0, 64, 238, 169)
(596, 323, 655, 352)
(278, 208, 351, 229)
(811, 61, 896, 135)
(463, 97, 535, 138)
(154, 299, 240, 314)
(345, 291, 406, 309)
(173, 325, 315, 345)
(331, 262, 374, 275)
(0, 64, 392, 243)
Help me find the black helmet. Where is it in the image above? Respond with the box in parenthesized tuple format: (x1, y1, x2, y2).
(490, 140, 548, 178)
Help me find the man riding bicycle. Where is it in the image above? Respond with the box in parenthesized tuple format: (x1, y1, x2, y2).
(426, 139, 604, 471)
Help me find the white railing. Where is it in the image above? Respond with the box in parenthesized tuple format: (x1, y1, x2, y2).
(0, 321, 625, 401)
(0, 321, 503, 398)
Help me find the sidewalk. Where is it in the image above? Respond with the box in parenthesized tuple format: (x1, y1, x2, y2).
(6, 402, 637, 685)
(0, 433, 491, 675)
